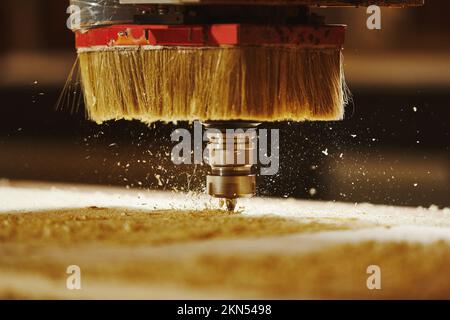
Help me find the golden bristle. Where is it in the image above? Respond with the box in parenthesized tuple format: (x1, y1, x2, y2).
(78, 46, 348, 124)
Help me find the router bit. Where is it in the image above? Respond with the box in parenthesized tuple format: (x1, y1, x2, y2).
(203, 122, 260, 211)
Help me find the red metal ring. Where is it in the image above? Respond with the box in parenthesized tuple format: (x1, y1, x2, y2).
(75, 24, 346, 49)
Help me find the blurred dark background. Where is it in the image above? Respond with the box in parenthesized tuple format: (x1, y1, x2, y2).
(0, 0, 449, 207)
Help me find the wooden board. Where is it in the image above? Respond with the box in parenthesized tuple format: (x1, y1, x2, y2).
(0, 181, 449, 299)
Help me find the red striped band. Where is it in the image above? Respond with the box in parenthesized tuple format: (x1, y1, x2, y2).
(75, 24, 346, 49)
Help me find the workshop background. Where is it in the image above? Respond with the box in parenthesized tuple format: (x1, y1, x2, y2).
(0, 0, 449, 207)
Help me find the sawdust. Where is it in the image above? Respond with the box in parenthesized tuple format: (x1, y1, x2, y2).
(186, 241, 450, 299)
(84, 241, 450, 299)
(1, 208, 449, 299)
(0, 208, 350, 246)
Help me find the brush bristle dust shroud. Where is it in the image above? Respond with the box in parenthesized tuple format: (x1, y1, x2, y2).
(68, 0, 424, 210)
(70, 0, 354, 124)
(70, 0, 424, 124)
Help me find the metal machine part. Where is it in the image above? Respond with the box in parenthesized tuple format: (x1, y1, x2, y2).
(70, 0, 424, 31)
(71, 0, 423, 211)
(203, 122, 260, 211)
(132, 5, 317, 25)
(73, 2, 345, 212)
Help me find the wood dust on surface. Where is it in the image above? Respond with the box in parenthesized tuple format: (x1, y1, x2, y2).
(1, 183, 450, 300)
(0, 208, 352, 246)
